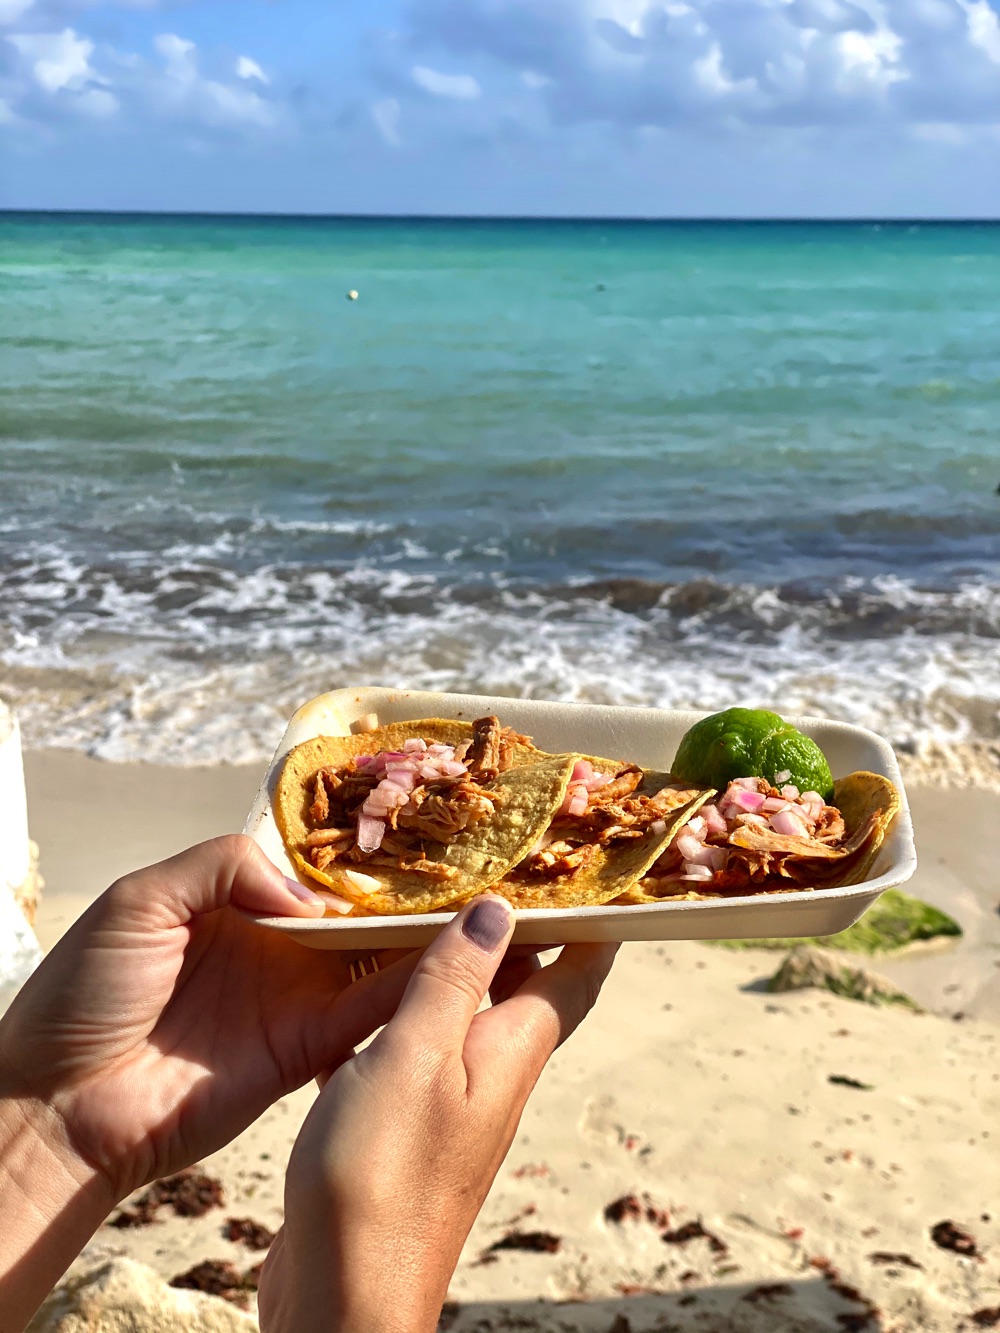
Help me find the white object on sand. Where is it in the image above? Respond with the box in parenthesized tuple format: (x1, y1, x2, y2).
(0, 702, 42, 1010)
(0, 702, 30, 896)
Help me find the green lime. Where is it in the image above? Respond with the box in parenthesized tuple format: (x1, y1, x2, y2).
(672, 707, 834, 801)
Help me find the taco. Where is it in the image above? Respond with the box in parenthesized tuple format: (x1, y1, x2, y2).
(614, 770, 899, 905)
(275, 715, 575, 914)
(495, 754, 714, 909)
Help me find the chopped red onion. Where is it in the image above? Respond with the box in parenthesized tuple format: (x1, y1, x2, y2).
(343, 869, 382, 895)
(701, 803, 728, 836)
(769, 808, 810, 838)
(571, 759, 612, 791)
(732, 788, 767, 813)
(566, 788, 589, 818)
(676, 830, 707, 863)
(700, 807, 723, 834)
(356, 814, 386, 852)
(681, 864, 715, 882)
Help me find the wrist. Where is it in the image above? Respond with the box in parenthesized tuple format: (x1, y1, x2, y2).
(0, 1091, 120, 1333)
(260, 1219, 446, 1333)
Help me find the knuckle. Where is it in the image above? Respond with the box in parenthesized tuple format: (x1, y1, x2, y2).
(419, 949, 488, 1009)
(213, 831, 255, 863)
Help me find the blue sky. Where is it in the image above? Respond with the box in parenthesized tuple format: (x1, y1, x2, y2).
(3, 0, 1000, 215)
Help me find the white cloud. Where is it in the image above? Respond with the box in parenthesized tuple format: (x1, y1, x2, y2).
(75, 84, 117, 115)
(401, 0, 1000, 132)
(961, 0, 1000, 61)
(236, 54, 267, 84)
(151, 31, 277, 127)
(372, 95, 402, 144)
(155, 32, 196, 80)
(412, 64, 482, 99)
(9, 27, 97, 92)
(694, 41, 756, 95)
(3, 24, 281, 134)
(835, 26, 906, 89)
(0, 0, 32, 27)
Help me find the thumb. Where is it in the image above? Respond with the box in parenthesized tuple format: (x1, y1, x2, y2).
(109, 834, 326, 927)
(386, 895, 514, 1057)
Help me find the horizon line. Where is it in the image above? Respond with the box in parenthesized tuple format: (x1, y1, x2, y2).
(3, 207, 1000, 225)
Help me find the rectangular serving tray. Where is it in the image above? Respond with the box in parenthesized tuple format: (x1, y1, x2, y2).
(244, 687, 916, 950)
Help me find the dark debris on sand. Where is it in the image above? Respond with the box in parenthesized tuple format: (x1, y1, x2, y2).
(224, 1216, 276, 1250)
(662, 1220, 728, 1255)
(809, 1255, 881, 1330)
(604, 1193, 670, 1229)
(868, 1250, 923, 1270)
(743, 1282, 793, 1303)
(169, 1258, 260, 1309)
(931, 1219, 983, 1259)
(487, 1230, 562, 1255)
(110, 1168, 225, 1228)
(971, 1308, 1000, 1328)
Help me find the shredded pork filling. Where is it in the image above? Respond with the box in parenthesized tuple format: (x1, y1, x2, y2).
(302, 716, 523, 878)
(641, 775, 851, 894)
(516, 759, 694, 880)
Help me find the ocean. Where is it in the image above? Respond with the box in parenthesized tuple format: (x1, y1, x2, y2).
(1, 213, 997, 770)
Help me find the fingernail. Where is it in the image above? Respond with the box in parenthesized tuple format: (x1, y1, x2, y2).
(462, 898, 511, 952)
(284, 875, 325, 907)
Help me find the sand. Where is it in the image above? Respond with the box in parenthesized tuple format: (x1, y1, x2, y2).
(23, 750, 1000, 1331)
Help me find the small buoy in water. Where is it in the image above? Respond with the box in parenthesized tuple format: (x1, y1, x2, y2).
(347, 290, 359, 301)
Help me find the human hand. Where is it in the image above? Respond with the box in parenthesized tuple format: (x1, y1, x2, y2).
(1, 835, 415, 1196)
(257, 896, 617, 1333)
(0, 835, 416, 1332)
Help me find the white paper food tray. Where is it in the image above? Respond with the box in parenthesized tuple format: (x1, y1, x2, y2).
(244, 688, 916, 950)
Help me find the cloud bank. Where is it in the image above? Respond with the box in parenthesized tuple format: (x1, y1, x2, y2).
(391, 0, 1000, 135)
(1, 1, 281, 138)
(3, 0, 1000, 212)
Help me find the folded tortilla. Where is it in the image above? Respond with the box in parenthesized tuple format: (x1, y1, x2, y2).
(276, 718, 574, 914)
(495, 758, 714, 909)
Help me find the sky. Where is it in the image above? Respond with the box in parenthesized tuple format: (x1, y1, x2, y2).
(3, 0, 1000, 216)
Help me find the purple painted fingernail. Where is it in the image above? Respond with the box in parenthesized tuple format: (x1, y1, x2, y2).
(284, 875, 324, 906)
(462, 898, 511, 952)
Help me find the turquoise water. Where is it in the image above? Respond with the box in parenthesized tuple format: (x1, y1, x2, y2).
(0, 214, 997, 762)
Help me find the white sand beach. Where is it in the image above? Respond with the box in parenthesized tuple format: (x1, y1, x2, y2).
(26, 752, 1000, 1331)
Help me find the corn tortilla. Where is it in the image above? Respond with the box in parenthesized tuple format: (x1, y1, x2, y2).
(275, 720, 572, 914)
(495, 767, 714, 909)
(618, 769, 899, 904)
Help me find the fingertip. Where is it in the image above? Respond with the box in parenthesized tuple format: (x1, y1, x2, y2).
(281, 875, 328, 916)
(459, 894, 514, 954)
